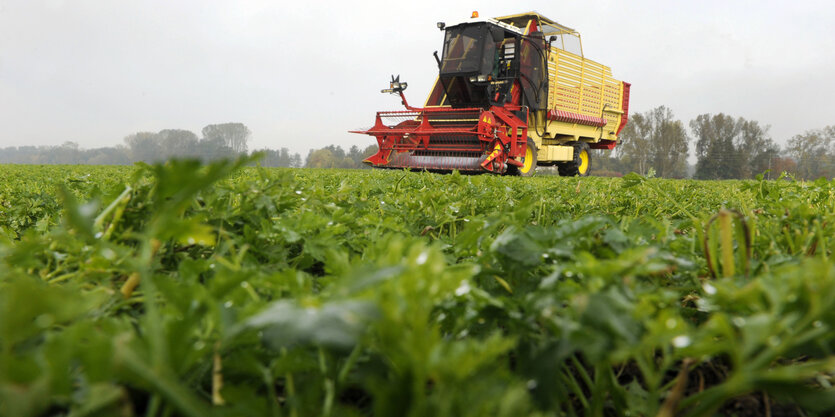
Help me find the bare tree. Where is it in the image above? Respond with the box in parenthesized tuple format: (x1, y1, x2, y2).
(648, 106, 689, 178)
(617, 113, 652, 175)
(124, 132, 162, 162)
(201, 123, 251, 154)
(786, 126, 835, 180)
(691, 113, 739, 179)
(618, 106, 689, 177)
(158, 129, 199, 159)
(692, 114, 781, 180)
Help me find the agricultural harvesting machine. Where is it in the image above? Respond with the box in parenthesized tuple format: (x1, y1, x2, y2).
(351, 12, 631, 176)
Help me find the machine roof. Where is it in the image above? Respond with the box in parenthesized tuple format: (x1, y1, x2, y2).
(494, 12, 577, 36)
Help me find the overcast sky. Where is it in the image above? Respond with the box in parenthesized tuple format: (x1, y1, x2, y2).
(2, 0, 834, 156)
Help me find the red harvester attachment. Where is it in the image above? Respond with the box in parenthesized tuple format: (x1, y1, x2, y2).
(352, 92, 529, 173)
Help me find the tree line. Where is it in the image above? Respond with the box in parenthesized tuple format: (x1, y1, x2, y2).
(594, 106, 834, 180)
(3, 113, 834, 179)
(0, 123, 286, 166)
(0, 123, 350, 168)
(0, 121, 380, 169)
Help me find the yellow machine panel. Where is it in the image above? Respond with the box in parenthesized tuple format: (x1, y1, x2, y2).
(495, 12, 631, 165)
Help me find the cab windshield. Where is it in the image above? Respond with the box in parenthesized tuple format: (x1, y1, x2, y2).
(440, 24, 495, 75)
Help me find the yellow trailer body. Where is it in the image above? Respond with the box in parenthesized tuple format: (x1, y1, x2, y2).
(494, 13, 631, 168)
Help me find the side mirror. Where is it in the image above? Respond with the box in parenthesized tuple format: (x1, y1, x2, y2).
(437, 22, 445, 31)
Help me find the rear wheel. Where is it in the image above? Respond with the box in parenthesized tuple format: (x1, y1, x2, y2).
(508, 137, 537, 177)
(557, 142, 592, 177)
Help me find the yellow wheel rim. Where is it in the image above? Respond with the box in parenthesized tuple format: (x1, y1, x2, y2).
(578, 149, 589, 174)
(521, 146, 534, 173)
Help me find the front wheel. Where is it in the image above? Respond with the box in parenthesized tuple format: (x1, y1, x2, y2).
(557, 142, 592, 177)
(508, 137, 537, 177)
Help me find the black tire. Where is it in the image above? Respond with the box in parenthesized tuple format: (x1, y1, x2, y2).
(508, 137, 537, 177)
(557, 141, 592, 177)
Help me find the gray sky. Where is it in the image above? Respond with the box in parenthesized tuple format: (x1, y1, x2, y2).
(2, 0, 834, 156)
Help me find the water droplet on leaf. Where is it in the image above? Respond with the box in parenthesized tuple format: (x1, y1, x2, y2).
(416, 251, 429, 265)
(702, 282, 717, 295)
(672, 335, 691, 348)
(455, 281, 471, 296)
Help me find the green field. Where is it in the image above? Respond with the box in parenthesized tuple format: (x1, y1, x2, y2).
(2, 160, 835, 416)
